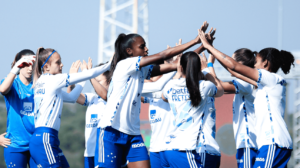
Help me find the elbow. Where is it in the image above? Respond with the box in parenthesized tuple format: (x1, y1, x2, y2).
(102, 95, 107, 101)
(215, 87, 224, 97)
(69, 98, 77, 104)
(0, 87, 9, 95)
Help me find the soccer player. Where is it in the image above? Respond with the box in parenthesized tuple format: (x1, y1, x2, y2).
(96, 21, 209, 168)
(0, 49, 36, 168)
(161, 51, 224, 167)
(29, 47, 111, 168)
(199, 30, 294, 168)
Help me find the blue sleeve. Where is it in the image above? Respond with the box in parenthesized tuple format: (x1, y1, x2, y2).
(141, 65, 154, 80)
(256, 69, 277, 87)
(232, 80, 239, 94)
(143, 97, 152, 104)
(0, 78, 17, 97)
(233, 79, 253, 95)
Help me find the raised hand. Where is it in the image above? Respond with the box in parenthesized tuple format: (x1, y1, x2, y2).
(11, 55, 36, 74)
(199, 52, 208, 70)
(174, 38, 183, 61)
(80, 60, 88, 71)
(195, 21, 209, 44)
(200, 21, 209, 33)
(173, 53, 183, 79)
(198, 30, 211, 48)
(206, 27, 216, 45)
(69, 60, 81, 74)
(87, 57, 93, 70)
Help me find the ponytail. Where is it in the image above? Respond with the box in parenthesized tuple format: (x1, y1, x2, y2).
(33, 47, 55, 87)
(279, 50, 295, 74)
(181, 51, 202, 107)
(258, 48, 295, 74)
(11, 49, 35, 69)
(107, 33, 142, 84)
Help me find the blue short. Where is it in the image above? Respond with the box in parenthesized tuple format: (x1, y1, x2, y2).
(236, 148, 257, 168)
(4, 146, 36, 168)
(95, 127, 149, 168)
(200, 152, 220, 168)
(85, 157, 94, 168)
(29, 127, 70, 168)
(150, 152, 164, 168)
(253, 144, 292, 168)
(161, 150, 203, 168)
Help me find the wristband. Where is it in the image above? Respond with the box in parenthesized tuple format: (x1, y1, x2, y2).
(10, 66, 20, 75)
(201, 68, 210, 76)
(207, 62, 213, 68)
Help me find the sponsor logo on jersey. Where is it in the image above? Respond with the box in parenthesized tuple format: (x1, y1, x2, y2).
(86, 114, 99, 128)
(150, 110, 156, 119)
(90, 114, 98, 123)
(172, 94, 190, 102)
(132, 143, 145, 148)
(256, 157, 265, 162)
(37, 164, 43, 168)
(86, 123, 98, 128)
(24, 102, 32, 111)
(35, 88, 45, 95)
(20, 102, 34, 116)
(150, 118, 161, 124)
(20, 110, 34, 116)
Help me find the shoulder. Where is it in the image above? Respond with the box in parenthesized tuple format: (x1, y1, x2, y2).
(162, 79, 176, 93)
(235, 78, 252, 88)
(200, 80, 215, 88)
(85, 93, 97, 100)
(118, 57, 141, 65)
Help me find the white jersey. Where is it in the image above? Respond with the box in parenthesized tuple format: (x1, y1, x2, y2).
(232, 79, 257, 149)
(98, 56, 153, 135)
(197, 97, 220, 156)
(162, 78, 217, 150)
(83, 93, 106, 157)
(255, 69, 292, 149)
(34, 63, 110, 131)
(143, 96, 173, 152)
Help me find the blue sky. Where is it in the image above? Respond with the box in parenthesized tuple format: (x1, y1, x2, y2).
(1, 0, 299, 112)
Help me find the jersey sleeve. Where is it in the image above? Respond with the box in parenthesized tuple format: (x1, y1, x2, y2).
(141, 65, 154, 80)
(84, 93, 97, 106)
(0, 78, 17, 96)
(117, 56, 144, 75)
(256, 69, 277, 87)
(61, 81, 86, 103)
(68, 63, 111, 86)
(46, 73, 71, 89)
(162, 82, 172, 100)
(142, 71, 175, 93)
(202, 81, 218, 97)
(232, 79, 253, 95)
(143, 97, 153, 104)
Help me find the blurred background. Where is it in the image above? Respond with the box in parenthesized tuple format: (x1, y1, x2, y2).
(0, 0, 300, 167)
